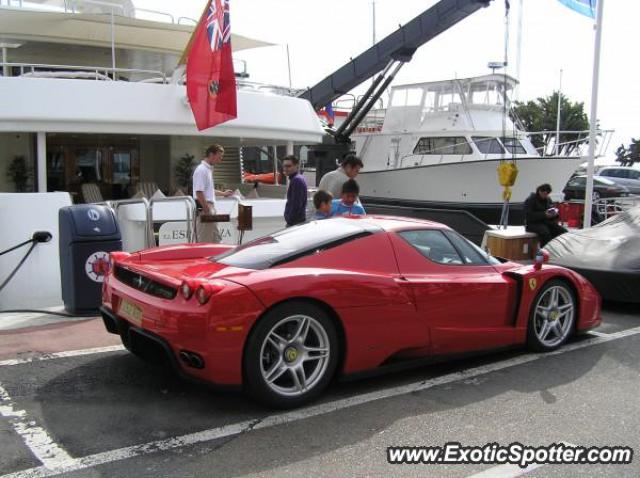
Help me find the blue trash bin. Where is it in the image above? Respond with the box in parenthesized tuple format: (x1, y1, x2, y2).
(59, 205, 122, 314)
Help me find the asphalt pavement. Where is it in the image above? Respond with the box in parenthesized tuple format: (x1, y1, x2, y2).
(0, 302, 638, 478)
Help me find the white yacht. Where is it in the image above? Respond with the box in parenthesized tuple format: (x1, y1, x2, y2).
(352, 74, 610, 223)
(0, 0, 324, 311)
(0, 0, 324, 199)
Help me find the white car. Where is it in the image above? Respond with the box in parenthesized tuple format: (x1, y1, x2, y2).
(597, 166, 640, 181)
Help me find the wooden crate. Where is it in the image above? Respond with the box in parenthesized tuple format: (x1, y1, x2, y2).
(483, 230, 539, 260)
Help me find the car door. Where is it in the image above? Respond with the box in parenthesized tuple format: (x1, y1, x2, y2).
(389, 229, 519, 355)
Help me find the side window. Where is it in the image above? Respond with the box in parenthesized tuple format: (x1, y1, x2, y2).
(501, 138, 527, 154)
(472, 137, 505, 154)
(568, 177, 585, 187)
(629, 170, 640, 180)
(398, 230, 463, 265)
(413, 137, 473, 155)
(443, 231, 497, 265)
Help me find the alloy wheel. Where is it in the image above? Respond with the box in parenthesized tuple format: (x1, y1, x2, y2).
(259, 314, 331, 397)
(533, 285, 575, 348)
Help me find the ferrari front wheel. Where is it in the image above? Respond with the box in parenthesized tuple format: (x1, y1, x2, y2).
(527, 280, 576, 352)
(243, 302, 339, 408)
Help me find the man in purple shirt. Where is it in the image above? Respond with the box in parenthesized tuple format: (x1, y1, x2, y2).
(282, 155, 308, 227)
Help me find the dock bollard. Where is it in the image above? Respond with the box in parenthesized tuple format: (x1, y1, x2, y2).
(237, 203, 253, 244)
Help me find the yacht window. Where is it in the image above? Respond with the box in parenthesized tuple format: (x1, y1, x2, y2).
(406, 88, 424, 106)
(413, 137, 472, 155)
(398, 230, 463, 265)
(501, 138, 527, 154)
(390, 87, 423, 107)
(424, 91, 437, 112)
(472, 137, 505, 154)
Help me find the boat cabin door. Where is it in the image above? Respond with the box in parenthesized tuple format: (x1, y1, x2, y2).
(388, 137, 401, 169)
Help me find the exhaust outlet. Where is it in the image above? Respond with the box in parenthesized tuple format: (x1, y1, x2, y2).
(179, 351, 192, 366)
(179, 350, 205, 369)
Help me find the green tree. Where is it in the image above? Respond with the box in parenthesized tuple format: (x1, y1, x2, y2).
(7, 156, 31, 192)
(512, 92, 590, 156)
(615, 138, 640, 166)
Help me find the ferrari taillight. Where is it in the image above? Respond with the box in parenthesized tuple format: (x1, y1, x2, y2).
(181, 281, 193, 300)
(195, 281, 226, 305)
(109, 251, 130, 274)
(196, 286, 210, 304)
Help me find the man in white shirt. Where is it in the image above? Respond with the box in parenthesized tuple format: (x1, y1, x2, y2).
(318, 154, 364, 198)
(192, 144, 233, 243)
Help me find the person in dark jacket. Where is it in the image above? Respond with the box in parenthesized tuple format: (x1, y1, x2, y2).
(524, 183, 567, 247)
(282, 155, 308, 227)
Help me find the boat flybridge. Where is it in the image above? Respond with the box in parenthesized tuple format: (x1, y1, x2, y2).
(352, 74, 612, 224)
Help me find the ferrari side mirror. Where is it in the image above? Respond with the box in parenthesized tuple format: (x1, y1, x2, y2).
(534, 249, 549, 271)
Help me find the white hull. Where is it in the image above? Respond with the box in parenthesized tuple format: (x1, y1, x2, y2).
(358, 156, 583, 206)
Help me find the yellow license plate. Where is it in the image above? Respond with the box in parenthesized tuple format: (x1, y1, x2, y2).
(119, 299, 143, 326)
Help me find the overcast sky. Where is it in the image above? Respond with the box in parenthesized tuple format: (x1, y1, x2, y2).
(138, 0, 636, 162)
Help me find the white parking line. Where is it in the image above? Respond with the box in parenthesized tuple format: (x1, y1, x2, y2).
(586, 330, 612, 338)
(466, 463, 545, 478)
(1, 327, 639, 478)
(465, 442, 578, 478)
(0, 384, 75, 471)
(0, 345, 125, 367)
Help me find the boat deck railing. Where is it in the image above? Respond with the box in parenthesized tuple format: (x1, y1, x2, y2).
(365, 131, 615, 169)
(2, 62, 168, 83)
(1, 61, 300, 96)
(530, 130, 614, 159)
(0, 0, 197, 25)
(593, 195, 640, 221)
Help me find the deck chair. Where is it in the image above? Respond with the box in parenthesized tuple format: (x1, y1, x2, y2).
(134, 182, 161, 198)
(81, 183, 104, 203)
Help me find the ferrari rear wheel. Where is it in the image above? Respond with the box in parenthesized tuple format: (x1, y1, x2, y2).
(243, 302, 339, 408)
(527, 280, 576, 352)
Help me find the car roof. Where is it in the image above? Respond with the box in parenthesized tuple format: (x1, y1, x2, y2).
(571, 175, 616, 185)
(600, 166, 639, 171)
(332, 215, 450, 232)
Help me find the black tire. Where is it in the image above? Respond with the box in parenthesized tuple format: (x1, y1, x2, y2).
(243, 301, 339, 409)
(526, 279, 576, 352)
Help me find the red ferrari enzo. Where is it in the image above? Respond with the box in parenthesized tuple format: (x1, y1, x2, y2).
(101, 216, 601, 408)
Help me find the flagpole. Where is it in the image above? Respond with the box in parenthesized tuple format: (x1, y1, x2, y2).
(555, 68, 562, 155)
(178, 1, 211, 66)
(514, 0, 523, 100)
(583, 0, 604, 228)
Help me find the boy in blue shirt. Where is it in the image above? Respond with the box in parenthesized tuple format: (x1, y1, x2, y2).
(331, 179, 366, 216)
(313, 190, 333, 220)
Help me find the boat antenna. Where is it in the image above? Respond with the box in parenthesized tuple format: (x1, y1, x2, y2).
(286, 44, 293, 89)
(502, 0, 510, 152)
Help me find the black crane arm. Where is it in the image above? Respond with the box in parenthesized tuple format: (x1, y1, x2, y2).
(298, 0, 492, 110)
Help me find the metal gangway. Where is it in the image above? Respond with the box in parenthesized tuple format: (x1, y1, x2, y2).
(101, 196, 197, 252)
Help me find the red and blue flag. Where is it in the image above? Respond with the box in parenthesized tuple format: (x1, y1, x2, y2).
(186, 0, 237, 130)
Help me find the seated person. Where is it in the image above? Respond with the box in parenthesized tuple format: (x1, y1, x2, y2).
(524, 183, 567, 247)
(313, 190, 334, 220)
(331, 179, 366, 216)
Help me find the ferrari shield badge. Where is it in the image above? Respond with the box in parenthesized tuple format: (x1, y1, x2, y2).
(528, 278, 537, 291)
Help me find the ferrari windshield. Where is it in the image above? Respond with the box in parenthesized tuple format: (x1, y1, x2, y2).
(214, 218, 380, 269)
